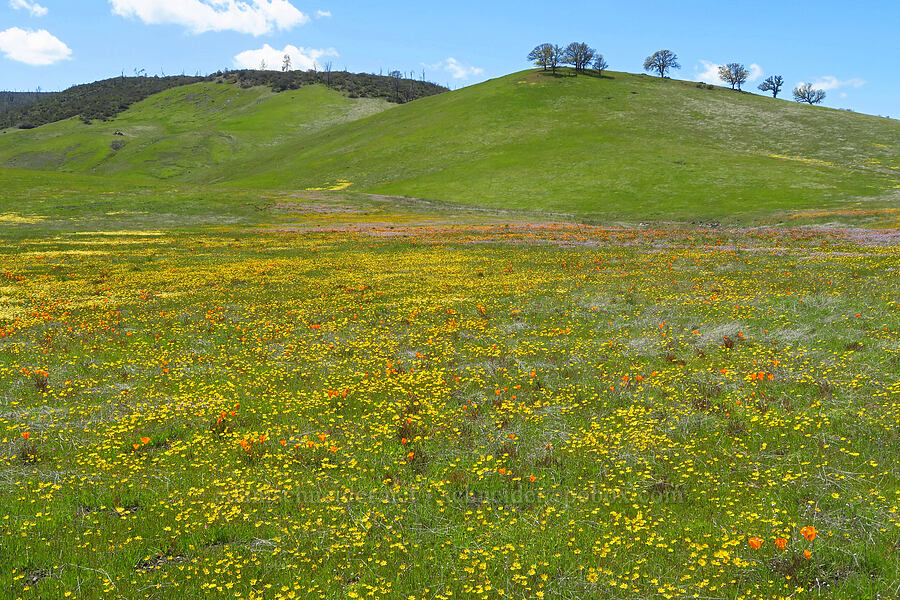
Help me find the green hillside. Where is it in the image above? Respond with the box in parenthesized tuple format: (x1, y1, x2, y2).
(227, 70, 900, 220)
(0, 82, 392, 180)
(2, 69, 898, 221)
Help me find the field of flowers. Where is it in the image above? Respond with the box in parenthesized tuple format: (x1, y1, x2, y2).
(1, 194, 899, 599)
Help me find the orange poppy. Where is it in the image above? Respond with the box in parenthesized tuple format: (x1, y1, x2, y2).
(529, 475, 536, 483)
(804, 549, 812, 559)
(774, 537, 787, 550)
(140, 437, 150, 445)
(21, 431, 30, 440)
(748, 537, 763, 550)
(801, 526, 817, 542)
(132, 443, 140, 450)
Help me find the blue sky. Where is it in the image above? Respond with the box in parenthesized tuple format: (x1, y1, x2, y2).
(0, 0, 897, 118)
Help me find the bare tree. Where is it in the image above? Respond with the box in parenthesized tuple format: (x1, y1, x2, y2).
(717, 63, 750, 91)
(282, 54, 292, 72)
(259, 59, 267, 71)
(758, 75, 784, 98)
(793, 82, 826, 104)
(389, 70, 403, 102)
(563, 42, 596, 74)
(593, 54, 609, 77)
(324, 61, 333, 85)
(643, 50, 680, 78)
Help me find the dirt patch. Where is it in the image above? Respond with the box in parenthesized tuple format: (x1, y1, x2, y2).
(268, 202, 364, 215)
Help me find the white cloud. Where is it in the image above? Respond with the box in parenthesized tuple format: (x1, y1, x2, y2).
(109, 0, 309, 36)
(315, 9, 331, 18)
(695, 60, 764, 84)
(0, 27, 71, 65)
(9, 0, 48, 17)
(694, 60, 720, 84)
(425, 57, 484, 80)
(808, 75, 866, 91)
(234, 43, 337, 70)
(747, 63, 763, 82)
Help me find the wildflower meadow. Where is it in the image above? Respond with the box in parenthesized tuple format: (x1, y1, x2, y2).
(1, 185, 898, 599)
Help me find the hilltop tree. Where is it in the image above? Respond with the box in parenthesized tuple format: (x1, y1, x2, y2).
(643, 50, 680, 78)
(718, 63, 750, 91)
(758, 75, 784, 98)
(564, 42, 596, 74)
(282, 54, 292, 72)
(527, 43, 554, 71)
(594, 54, 609, 77)
(793, 82, 826, 104)
(547, 44, 564, 74)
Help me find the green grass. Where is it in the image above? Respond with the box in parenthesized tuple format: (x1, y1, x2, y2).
(1, 69, 898, 600)
(0, 176, 898, 599)
(0, 82, 391, 182)
(231, 70, 900, 221)
(3, 71, 898, 223)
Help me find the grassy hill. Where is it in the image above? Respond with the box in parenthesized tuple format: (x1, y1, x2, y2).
(0, 71, 445, 130)
(0, 82, 393, 180)
(227, 70, 900, 220)
(0, 76, 204, 129)
(2, 69, 898, 221)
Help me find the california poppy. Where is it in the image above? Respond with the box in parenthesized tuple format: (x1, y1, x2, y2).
(804, 549, 812, 559)
(140, 437, 150, 445)
(801, 526, 817, 542)
(774, 537, 787, 550)
(748, 537, 763, 550)
(21, 431, 30, 440)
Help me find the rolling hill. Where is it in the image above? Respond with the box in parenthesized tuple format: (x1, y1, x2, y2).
(0, 82, 394, 180)
(1, 69, 898, 221)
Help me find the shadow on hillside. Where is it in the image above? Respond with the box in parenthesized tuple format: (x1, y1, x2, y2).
(536, 69, 615, 80)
